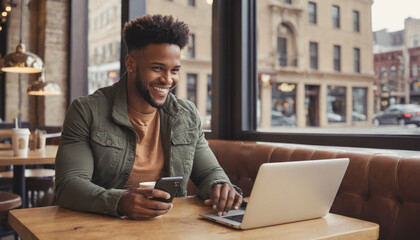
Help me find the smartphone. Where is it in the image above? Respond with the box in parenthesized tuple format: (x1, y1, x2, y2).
(151, 176, 183, 203)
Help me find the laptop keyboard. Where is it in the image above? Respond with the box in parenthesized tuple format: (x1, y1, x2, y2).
(224, 214, 244, 223)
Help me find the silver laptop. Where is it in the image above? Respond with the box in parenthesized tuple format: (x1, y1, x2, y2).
(200, 158, 349, 230)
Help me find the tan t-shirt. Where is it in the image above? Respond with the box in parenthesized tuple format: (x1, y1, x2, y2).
(124, 105, 166, 190)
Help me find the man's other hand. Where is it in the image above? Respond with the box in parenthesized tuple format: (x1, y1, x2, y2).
(203, 183, 243, 216)
(117, 188, 173, 219)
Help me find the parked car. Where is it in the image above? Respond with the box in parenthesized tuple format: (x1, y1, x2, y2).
(372, 104, 420, 126)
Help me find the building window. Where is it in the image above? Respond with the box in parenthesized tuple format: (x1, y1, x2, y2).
(354, 48, 360, 73)
(413, 64, 418, 77)
(187, 73, 197, 105)
(412, 81, 420, 92)
(353, 10, 360, 32)
(327, 86, 346, 123)
(332, 5, 340, 29)
(187, 34, 195, 58)
(352, 88, 367, 122)
(204, 74, 212, 130)
(333, 45, 341, 72)
(309, 42, 318, 70)
(284, 0, 292, 4)
(389, 66, 397, 92)
(380, 66, 387, 83)
(188, 0, 195, 7)
(277, 37, 287, 66)
(308, 2, 317, 24)
(414, 35, 419, 47)
(272, 83, 297, 127)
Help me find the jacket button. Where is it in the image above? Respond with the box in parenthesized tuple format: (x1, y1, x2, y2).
(106, 140, 112, 145)
(124, 172, 129, 177)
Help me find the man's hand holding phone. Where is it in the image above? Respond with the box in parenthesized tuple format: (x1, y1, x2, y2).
(117, 177, 183, 219)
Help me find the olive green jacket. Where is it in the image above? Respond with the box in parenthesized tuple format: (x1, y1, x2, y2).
(55, 73, 237, 217)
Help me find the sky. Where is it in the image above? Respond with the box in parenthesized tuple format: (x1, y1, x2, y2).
(372, 0, 420, 32)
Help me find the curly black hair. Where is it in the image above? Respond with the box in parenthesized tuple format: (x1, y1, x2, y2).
(123, 14, 190, 52)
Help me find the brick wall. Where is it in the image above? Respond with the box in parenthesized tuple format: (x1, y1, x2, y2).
(5, 0, 69, 128)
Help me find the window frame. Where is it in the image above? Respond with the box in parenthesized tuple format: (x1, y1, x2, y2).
(353, 10, 360, 32)
(332, 5, 340, 29)
(333, 45, 341, 72)
(187, 73, 198, 105)
(188, 0, 196, 7)
(188, 34, 196, 58)
(308, 2, 317, 24)
(209, 0, 420, 151)
(412, 64, 418, 77)
(309, 41, 318, 70)
(70, 0, 420, 151)
(354, 47, 360, 73)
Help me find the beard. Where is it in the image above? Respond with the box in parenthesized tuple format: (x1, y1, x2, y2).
(134, 66, 170, 109)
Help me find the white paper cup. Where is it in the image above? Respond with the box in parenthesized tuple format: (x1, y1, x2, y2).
(11, 128, 31, 157)
(38, 133, 46, 151)
(139, 181, 156, 189)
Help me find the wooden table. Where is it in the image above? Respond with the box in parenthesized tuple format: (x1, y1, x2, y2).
(0, 145, 57, 208)
(9, 196, 379, 240)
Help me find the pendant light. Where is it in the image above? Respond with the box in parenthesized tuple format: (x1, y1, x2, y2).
(27, 69, 61, 96)
(0, 0, 43, 73)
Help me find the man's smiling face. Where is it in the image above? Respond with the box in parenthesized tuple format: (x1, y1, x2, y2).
(131, 43, 181, 109)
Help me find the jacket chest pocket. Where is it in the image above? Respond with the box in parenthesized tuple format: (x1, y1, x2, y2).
(90, 131, 125, 185)
(171, 131, 198, 175)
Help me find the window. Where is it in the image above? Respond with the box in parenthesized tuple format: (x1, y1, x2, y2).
(277, 37, 287, 66)
(333, 45, 341, 72)
(204, 74, 212, 130)
(276, 23, 296, 67)
(87, 0, 121, 95)
(413, 64, 418, 77)
(70, 0, 420, 153)
(309, 42, 318, 70)
(352, 88, 367, 122)
(327, 86, 346, 123)
(187, 74, 197, 105)
(188, 0, 195, 7)
(332, 5, 340, 29)
(380, 66, 387, 83)
(354, 48, 360, 73)
(284, 0, 292, 4)
(389, 66, 397, 91)
(187, 34, 195, 58)
(308, 2, 317, 24)
(414, 35, 419, 47)
(353, 10, 360, 32)
(272, 83, 296, 127)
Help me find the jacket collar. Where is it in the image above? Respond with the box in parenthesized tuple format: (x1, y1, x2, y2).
(111, 72, 186, 127)
(161, 92, 186, 120)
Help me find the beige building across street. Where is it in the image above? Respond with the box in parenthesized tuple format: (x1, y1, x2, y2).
(257, 0, 374, 129)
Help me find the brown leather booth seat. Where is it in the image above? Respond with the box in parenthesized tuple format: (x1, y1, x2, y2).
(200, 139, 420, 240)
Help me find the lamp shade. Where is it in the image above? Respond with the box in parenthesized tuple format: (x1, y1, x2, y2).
(0, 43, 43, 73)
(27, 71, 61, 96)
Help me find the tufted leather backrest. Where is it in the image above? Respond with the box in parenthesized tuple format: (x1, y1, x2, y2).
(195, 139, 420, 240)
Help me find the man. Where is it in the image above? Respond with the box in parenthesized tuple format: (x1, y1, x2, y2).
(55, 14, 242, 219)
